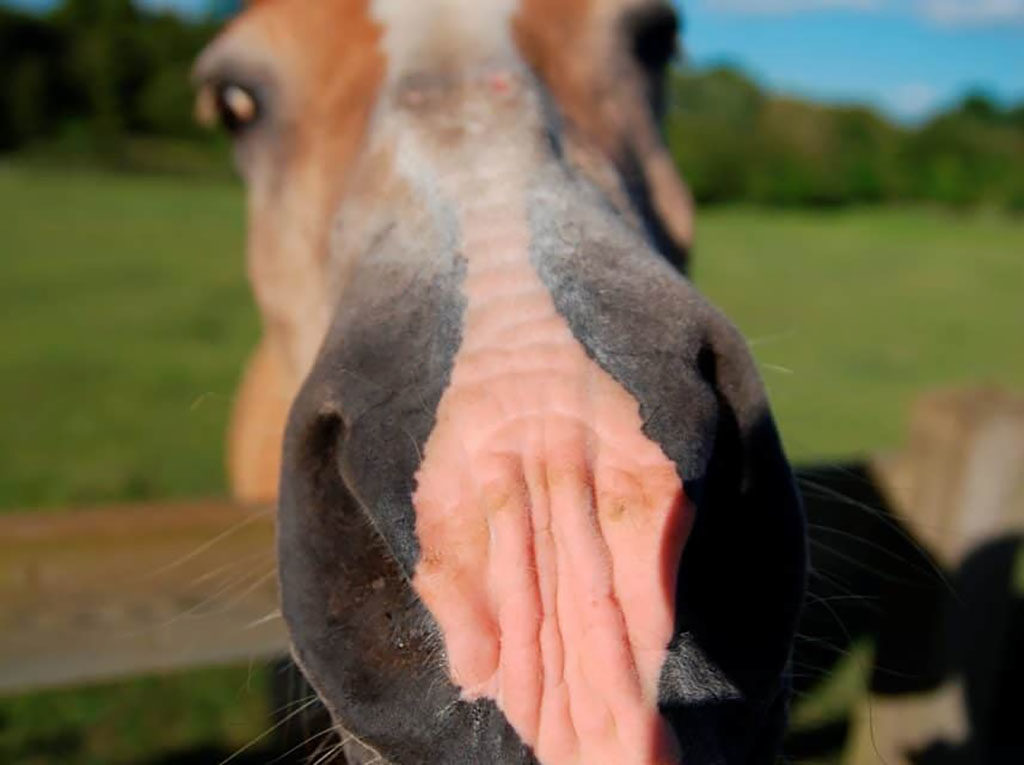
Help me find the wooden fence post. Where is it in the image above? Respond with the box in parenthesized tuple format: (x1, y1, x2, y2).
(871, 386, 1024, 569)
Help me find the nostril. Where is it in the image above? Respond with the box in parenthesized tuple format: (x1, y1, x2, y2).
(300, 409, 346, 490)
(696, 344, 718, 389)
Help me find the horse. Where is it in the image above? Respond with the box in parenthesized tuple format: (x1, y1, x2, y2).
(194, 1, 807, 762)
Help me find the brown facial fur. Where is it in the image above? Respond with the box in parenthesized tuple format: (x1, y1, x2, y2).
(197, 0, 385, 502)
(226, 339, 292, 504)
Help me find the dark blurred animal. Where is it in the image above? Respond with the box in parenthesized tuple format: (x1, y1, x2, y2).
(787, 392, 1024, 765)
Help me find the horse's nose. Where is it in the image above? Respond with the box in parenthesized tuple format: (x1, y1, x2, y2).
(276, 207, 806, 761)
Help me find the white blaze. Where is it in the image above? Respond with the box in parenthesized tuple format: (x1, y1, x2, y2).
(371, 0, 521, 79)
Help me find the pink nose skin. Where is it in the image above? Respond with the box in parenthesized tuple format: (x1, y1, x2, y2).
(412, 214, 692, 765)
(489, 71, 513, 94)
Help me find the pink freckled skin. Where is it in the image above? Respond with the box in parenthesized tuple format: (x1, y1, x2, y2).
(412, 213, 692, 764)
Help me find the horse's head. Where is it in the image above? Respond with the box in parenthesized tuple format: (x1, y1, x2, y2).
(196, 1, 806, 761)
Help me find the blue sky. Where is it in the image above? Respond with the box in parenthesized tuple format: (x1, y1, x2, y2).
(6, 0, 1023, 122)
(679, 1, 1024, 121)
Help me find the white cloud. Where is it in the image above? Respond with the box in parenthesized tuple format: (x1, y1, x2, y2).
(883, 82, 943, 121)
(917, 0, 1024, 26)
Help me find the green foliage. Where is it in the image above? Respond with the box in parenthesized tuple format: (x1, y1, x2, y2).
(0, 1, 217, 158)
(900, 110, 1024, 207)
(0, 9, 67, 149)
(667, 66, 1024, 210)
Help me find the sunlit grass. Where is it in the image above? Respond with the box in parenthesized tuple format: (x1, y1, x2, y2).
(696, 206, 1024, 461)
(0, 665, 271, 765)
(2, 166, 1022, 510)
(0, 163, 255, 510)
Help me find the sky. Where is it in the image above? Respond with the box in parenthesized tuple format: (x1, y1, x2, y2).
(679, 1, 1024, 121)
(5, 0, 1023, 122)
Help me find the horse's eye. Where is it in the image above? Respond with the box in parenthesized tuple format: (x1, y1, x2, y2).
(628, 4, 680, 72)
(216, 83, 259, 134)
(197, 81, 260, 136)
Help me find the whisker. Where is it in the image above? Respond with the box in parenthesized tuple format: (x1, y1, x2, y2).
(190, 390, 230, 411)
(807, 590, 890, 765)
(797, 476, 957, 598)
(807, 539, 922, 587)
(748, 329, 797, 347)
(807, 565, 863, 599)
(218, 696, 322, 765)
(215, 568, 279, 613)
(145, 506, 274, 580)
(267, 692, 318, 719)
(404, 426, 423, 463)
(191, 549, 275, 587)
(265, 725, 337, 765)
(120, 563, 277, 637)
(243, 609, 283, 630)
(807, 520, 941, 576)
(308, 740, 345, 765)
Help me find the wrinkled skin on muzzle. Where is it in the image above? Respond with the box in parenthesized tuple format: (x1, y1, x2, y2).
(196, 1, 806, 762)
(279, 105, 806, 765)
(279, 176, 805, 762)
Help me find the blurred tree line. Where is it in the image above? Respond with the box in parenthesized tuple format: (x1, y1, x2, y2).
(0, 0, 222, 164)
(667, 68, 1024, 210)
(3, 0, 1022, 209)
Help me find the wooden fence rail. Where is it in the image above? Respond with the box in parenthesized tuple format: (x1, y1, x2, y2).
(0, 501, 283, 694)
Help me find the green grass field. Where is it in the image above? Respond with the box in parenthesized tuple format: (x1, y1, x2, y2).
(2, 163, 1022, 512)
(695, 205, 1024, 460)
(0, 666, 271, 765)
(1, 163, 1022, 762)
(0, 163, 255, 511)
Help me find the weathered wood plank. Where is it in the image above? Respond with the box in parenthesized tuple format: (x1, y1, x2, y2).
(871, 386, 1024, 568)
(0, 501, 285, 695)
